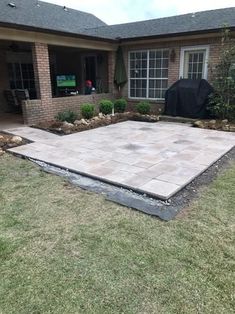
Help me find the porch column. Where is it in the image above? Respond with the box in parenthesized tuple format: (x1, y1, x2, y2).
(107, 51, 116, 94)
(32, 42, 52, 108)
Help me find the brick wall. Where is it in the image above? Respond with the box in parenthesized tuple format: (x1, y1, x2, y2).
(31, 42, 53, 121)
(121, 36, 222, 110)
(22, 93, 114, 125)
(22, 37, 222, 124)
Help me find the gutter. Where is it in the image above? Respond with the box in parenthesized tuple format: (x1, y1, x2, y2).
(118, 27, 235, 43)
(0, 21, 234, 45)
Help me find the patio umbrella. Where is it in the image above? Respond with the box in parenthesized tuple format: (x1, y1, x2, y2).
(114, 46, 127, 91)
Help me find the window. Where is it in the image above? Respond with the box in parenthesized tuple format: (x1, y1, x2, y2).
(7, 63, 36, 99)
(180, 46, 209, 80)
(129, 49, 169, 100)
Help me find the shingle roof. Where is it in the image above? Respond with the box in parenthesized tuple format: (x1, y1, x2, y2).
(0, 1, 234, 42)
(0, 0, 106, 36)
(82, 7, 235, 40)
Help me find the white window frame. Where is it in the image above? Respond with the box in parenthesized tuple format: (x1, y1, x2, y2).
(179, 45, 210, 80)
(128, 49, 169, 100)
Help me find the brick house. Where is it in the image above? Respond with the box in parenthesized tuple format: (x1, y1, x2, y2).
(0, 0, 234, 125)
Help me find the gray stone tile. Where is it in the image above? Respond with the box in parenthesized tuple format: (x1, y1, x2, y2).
(8, 121, 235, 200)
(139, 179, 180, 199)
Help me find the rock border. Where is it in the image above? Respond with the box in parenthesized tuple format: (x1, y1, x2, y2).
(33, 112, 159, 135)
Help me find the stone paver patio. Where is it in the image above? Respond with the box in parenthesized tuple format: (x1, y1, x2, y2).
(6, 121, 235, 200)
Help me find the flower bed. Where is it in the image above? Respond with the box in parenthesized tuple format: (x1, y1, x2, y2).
(33, 112, 159, 135)
(0, 133, 27, 156)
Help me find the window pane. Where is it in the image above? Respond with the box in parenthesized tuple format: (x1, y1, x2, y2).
(162, 58, 168, 68)
(162, 69, 168, 77)
(163, 50, 169, 58)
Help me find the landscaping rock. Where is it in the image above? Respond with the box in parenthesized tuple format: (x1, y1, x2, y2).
(62, 121, 74, 128)
(208, 120, 217, 129)
(81, 119, 88, 125)
(222, 124, 230, 131)
(222, 119, 229, 125)
(74, 120, 83, 126)
(11, 136, 23, 145)
(0, 148, 5, 156)
(98, 113, 104, 118)
(194, 120, 205, 128)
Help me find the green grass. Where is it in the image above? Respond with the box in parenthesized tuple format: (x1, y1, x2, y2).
(0, 154, 235, 314)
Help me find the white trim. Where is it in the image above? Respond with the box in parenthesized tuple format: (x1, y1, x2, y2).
(179, 45, 210, 79)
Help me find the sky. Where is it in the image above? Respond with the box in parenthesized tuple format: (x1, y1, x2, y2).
(42, 0, 235, 25)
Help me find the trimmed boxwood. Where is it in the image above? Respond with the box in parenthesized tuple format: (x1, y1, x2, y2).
(136, 101, 151, 115)
(55, 110, 78, 123)
(99, 99, 113, 115)
(114, 98, 127, 113)
(81, 103, 95, 119)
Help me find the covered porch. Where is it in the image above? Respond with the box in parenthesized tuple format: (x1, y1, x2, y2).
(0, 35, 116, 127)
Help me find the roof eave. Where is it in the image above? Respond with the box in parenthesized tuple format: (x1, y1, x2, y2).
(0, 21, 117, 43)
(119, 27, 235, 43)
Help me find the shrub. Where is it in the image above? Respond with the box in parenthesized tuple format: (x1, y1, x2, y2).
(55, 110, 77, 123)
(208, 28, 235, 121)
(114, 98, 127, 113)
(81, 104, 95, 119)
(136, 101, 151, 115)
(99, 99, 113, 115)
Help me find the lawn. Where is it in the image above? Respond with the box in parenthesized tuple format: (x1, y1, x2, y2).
(0, 154, 235, 314)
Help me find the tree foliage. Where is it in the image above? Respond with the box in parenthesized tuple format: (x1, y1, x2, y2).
(208, 27, 235, 120)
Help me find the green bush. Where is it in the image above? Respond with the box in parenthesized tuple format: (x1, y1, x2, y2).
(55, 110, 77, 123)
(136, 101, 151, 115)
(81, 104, 95, 119)
(208, 28, 235, 121)
(114, 98, 127, 113)
(99, 99, 113, 115)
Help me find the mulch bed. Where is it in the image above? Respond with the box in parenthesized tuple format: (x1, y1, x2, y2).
(33, 112, 159, 135)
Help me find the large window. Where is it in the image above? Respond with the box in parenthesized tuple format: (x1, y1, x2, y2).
(180, 46, 209, 80)
(129, 49, 169, 100)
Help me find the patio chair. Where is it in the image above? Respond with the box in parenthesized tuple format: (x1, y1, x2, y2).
(15, 89, 29, 109)
(3, 90, 18, 112)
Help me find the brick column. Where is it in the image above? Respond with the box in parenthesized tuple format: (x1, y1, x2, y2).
(107, 51, 116, 94)
(32, 43, 52, 116)
(168, 47, 180, 87)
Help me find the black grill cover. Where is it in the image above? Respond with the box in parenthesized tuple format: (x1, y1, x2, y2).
(165, 79, 213, 119)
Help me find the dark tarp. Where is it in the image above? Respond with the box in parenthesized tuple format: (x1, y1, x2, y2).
(114, 46, 127, 90)
(165, 79, 213, 119)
